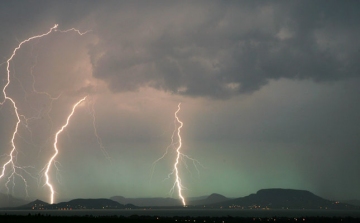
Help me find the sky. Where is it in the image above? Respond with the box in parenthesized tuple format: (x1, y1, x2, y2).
(0, 1, 360, 203)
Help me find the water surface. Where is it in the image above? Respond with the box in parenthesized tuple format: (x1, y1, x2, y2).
(1, 209, 360, 217)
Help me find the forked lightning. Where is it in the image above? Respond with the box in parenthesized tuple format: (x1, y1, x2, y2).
(44, 96, 87, 204)
(152, 103, 203, 206)
(0, 24, 90, 202)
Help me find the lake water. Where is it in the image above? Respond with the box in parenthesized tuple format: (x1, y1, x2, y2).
(1, 209, 360, 217)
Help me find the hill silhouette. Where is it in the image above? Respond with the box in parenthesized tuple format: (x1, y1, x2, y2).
(189, 193, 229, 206)
(16, 199, 49, 210)
(54, 198, 125, 209)
(214, 188, 358, 209)
(3, 188, 360, 210)
(4, 198, 137, 210)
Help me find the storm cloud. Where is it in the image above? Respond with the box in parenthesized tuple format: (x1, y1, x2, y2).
(1, 1, 359, 99)
(85, 1, 360, 98)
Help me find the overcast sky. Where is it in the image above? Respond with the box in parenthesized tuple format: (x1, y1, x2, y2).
(0, 1, 359, 203)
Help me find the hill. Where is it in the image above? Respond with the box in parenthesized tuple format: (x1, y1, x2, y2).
(214, 188, 358, 210)
(54, 198, 125, 209)
(189, 193, 229, 206)
(3, 189, 360, 210)
(5, 198, 137, 210)
(16, 199, 49, 210)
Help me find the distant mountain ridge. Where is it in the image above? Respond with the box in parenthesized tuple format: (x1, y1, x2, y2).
(214, 188, 359, 210)
(2, 198, 136, 210)
(110, 193, 230, 207)
(189, 193, 229, 206)
(55, 198, 125, 209)
(18, 199, 49, 209)
(2, 188, 360, 210)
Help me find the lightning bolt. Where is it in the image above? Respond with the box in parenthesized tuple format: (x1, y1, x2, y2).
(57, 27, 91, 35)
(90, 100, 112, 165)
(0, 24, 90, 198)
(0, 24, 59, 195)
(44, 96, 87, 204)
(152, 103, 203, 207)
(174, 103, 186, 206)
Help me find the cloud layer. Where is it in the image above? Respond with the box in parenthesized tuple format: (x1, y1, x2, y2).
(87, 1, 360, 98)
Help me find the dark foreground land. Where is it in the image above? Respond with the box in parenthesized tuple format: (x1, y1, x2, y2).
(1, 214, 360, 223)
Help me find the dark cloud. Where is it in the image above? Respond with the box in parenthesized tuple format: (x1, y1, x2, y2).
(1, 1, 358, 98)
(86, 1, 360, 98)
